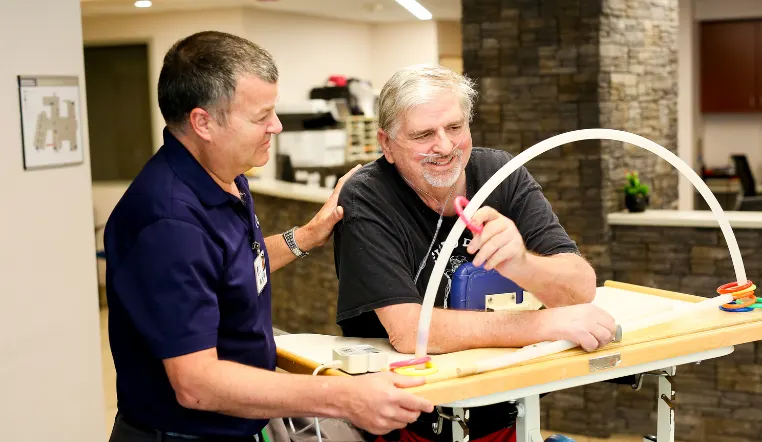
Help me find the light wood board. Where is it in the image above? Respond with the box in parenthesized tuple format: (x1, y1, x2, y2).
(276, 283, 689, 375)
(276, 281, 762, 404)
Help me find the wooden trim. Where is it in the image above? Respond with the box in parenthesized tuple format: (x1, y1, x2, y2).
(276, 348, 346, 377)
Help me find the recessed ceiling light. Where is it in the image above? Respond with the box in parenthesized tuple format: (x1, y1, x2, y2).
(134, 0, 152, 7)
(394, 0, 432, 20)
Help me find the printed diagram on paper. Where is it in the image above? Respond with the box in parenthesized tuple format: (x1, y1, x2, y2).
(33, 94, 78, 151)
(18, 76, 84, 169)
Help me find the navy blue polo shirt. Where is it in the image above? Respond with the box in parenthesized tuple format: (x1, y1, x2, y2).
(104, 128, 275, 437)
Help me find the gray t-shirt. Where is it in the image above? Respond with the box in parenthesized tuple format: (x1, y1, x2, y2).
(333, 147, 579, 337)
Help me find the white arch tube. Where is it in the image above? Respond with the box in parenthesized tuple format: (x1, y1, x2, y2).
(414, 128, 748, 362)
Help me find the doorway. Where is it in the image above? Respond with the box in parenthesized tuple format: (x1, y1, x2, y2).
(84, 43, 153, 181)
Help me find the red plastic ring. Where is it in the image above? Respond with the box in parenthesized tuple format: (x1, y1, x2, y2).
(453, 196, 483, 234)
(389, 357, 431, 371)
(717, 281, 754, 295)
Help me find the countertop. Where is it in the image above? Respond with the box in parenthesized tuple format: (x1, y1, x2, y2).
(607, 209, 762, 229)
(248, 177, 332, 204)
(705, 179, 762, 194)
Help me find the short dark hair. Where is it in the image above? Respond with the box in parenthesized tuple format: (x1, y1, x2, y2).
(158, 31, 278, 130)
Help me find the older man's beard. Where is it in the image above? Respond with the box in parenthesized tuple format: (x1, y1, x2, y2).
(421, 149, 463, 188)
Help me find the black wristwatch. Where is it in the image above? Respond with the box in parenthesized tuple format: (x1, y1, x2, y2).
(283, 226, 308, 258)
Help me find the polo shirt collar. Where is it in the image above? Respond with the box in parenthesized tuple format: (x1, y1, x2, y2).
(162, 127, 231, 207)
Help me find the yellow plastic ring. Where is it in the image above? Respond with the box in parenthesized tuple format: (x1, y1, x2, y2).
(394, 361, 438, 376)
(731, 285, 757, 298)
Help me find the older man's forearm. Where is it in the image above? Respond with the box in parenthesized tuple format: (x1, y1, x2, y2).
(377, 303, 553, 354)
(503, 252, 597, 307)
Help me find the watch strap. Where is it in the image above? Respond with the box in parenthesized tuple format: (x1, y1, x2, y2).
(283, 226, 308, 258)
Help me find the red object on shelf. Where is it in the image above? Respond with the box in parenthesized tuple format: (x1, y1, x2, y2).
(327, 75, 347, 87)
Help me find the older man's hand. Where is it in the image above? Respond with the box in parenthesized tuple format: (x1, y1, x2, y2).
(466, 206, 527, 273)
(539, 303, 617, 351)
(297, 164, 362, 251)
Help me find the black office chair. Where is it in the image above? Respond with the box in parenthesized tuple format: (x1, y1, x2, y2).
(731, 155, 762, 211)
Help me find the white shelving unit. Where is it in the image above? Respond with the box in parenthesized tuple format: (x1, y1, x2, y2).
(345, 116, 381, 162)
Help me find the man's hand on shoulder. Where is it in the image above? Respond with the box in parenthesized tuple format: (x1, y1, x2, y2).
(297, 164, 362, 251)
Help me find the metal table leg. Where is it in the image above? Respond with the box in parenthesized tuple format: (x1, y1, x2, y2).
(451, 407, 468, 442)
(515, 395, 544, 442)
(639, 366, 677, 442)
(432, 406, 470, 442)
(657, 367, 676, 442)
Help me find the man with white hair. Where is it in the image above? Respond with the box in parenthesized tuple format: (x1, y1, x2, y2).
(332, 64, 617, 441)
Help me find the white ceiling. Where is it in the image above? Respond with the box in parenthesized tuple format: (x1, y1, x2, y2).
(79, 0, 462, 22)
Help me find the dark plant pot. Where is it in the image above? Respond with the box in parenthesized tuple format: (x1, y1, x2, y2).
(625, 193, 649, 212)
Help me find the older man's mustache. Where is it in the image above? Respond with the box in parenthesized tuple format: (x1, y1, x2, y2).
(420, 148, 463, 164)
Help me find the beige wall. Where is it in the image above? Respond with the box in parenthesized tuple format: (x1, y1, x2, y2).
(0, 0, 106, 440)
(370, 21, 439, 90)
(678, 0, 699, 210)
(436, 20, 462, 73)
(437, 20, 462, 56)
(243, 8, 374, 95)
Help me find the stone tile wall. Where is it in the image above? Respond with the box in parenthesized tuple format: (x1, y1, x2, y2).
(599, 0, 679, 217)
(462, 0, 611, 284)
(251, 193, 341, 336)
(462, 0, 679, 285)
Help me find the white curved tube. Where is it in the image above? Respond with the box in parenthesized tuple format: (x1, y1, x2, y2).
(414, 128, 748, 360)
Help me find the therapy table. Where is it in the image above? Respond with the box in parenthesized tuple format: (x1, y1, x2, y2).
(274, 281, 762, 442)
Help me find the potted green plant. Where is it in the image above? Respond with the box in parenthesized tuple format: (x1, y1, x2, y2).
(624, 171, 650, 212)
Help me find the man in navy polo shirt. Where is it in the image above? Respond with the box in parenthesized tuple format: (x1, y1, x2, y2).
(104, 31, 433, 442)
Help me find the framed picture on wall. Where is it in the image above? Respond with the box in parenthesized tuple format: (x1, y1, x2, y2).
(17, 75, 84, 170)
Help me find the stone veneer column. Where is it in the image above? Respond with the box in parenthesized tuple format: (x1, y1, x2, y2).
(462, 0, 678, 437)
(598, 0, 679, 216)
